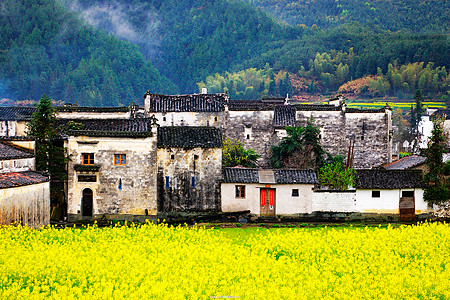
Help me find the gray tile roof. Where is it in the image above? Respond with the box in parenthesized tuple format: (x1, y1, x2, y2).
(0, 107, 37, 121)
(354, 169, 424, 189)
(146, 93, 226, 112)
(223, 168, 318, 184)
(274, 169, 318, 184)
(383, 155, 426, 170)
(56, 106, 130, 113)
(0, 142, 34, 160)
(0, 171, 49, 189)
(58, 119, 153, 138)
(227, 100, 276, 111)
(274, 105, 296, 128)
(157, 126, 222, 149)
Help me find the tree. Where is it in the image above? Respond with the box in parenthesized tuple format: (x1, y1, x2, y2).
(270, 117, 326, 169)
(318, 156, 355, 190)
(423, 116, 449, 204)
(222, 138, 260, 168)
(409, 90, 425, 153)
(27, 94, 68, 218)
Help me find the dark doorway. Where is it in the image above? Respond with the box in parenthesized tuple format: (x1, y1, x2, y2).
(82, 188, 93, 217)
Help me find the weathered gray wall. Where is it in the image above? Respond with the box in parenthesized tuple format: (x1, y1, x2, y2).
(223, 110, 276, 167)
(66, 134, 158, 221)
(157, 147, 222, 212)
(0, 182, 50, 228)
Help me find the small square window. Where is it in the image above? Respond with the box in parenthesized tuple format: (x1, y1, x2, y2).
(114, 154, 126, 165)
(82, 153, 94, 165)
(402, 191, 414, 198)
(170, 154, 175, 160)
(372, 191, 380, 198)
(235, 185, 246, 198)
(292, 189, 299, 197)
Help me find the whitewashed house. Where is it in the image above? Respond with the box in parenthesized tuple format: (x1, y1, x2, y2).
(221, 168, 318, 215)
(353, 169, 428, 219)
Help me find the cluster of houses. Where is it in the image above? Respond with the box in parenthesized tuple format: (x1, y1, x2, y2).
(0, 92, 439, 227)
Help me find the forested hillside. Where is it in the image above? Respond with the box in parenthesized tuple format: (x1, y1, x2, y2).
(243, 0, 449, 34)
(0, 0, 177, 106)
(0, 0, 448, 106)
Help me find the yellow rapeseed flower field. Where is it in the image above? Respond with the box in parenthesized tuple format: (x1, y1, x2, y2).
(0, 222, 449, 299)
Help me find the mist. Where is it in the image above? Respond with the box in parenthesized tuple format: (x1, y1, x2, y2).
(59, 0, 161, 60)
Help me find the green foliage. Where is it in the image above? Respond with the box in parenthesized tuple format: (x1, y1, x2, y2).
(0, 0, 448, 103)
(318, 158, 355, 190)
(424, 117, 449, 204)
(399, 152, 412, 159)
(270, 118, 325, 169)
(222, 138, 261, 168)
(26, 95, 58, 173)
(0, 0, 177, 106)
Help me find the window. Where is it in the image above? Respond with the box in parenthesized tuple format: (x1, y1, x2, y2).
(82, 153, 94, 165)
(402, 191, 414, 198)
(235, 185, 246, 198)
(170, 154, 175, 160)
(292, 189, 299, 197)
(372, 191, 380, 198)
(78, 175, 97, 182)
(194, 154, 199, 160)
(114, 154, 126, 165)
(118, 178, 122, 190)
(165, 176, 170, 189)
(191, 176, 195, 188)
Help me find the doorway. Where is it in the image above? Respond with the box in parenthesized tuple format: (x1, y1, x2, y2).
(82, 188, 93, 217)
(260, 188, 276, 216)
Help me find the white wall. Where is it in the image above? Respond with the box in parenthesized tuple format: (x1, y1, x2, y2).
(221, 183, 314, 215)
(0, 182, 50, 228)
(312, 191, 356, 212)
(356, 188, 428, 213)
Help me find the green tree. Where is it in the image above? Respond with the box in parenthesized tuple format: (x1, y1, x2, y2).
(409, 90, 425, 153)
(318, 156, 355, 190)
(423, 116, 449, 204)
(270, 117, 325, 169)
(222, 138, 260, 168)
(27, 94, 68, 218)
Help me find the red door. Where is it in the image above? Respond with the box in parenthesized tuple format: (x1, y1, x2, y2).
(260, 188, 276, 216)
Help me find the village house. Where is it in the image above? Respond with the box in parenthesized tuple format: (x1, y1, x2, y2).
(157, 126, 223, 213)
(143, 92, 393, 169)
(221, 168, 318, 215)
(63, 118, 158, 222)
(0, 139, 50, 228)
(0, 107, 36, 137)
(353, 169, 427, 221)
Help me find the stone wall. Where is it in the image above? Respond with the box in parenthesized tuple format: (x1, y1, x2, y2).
(223, 110, 275, 167)
(157, 147, 222, 212)
(66, 134, 158, 221)
(0, 182, 50, 228)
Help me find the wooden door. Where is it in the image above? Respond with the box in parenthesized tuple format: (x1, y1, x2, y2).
(399, 192, 415, 222)
(260, 188, 276, 216)
(82, 188, 93, 217)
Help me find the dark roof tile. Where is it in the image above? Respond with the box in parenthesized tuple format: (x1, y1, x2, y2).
(0, 171, 49, 189)
(157, 126, 222, 148)
(57, 119, 153, 138)
(383, 155, 426, 170)
(223, 168, 318, 184)
(0, 107, 37, 121)
(0, 142, 34, 160)
(273, 169, 318, 184)
(228, 100, 275, 111)
(354, 169, 424, 189)
(146, 93, 226, 112)
(274, 105, 296, 127)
